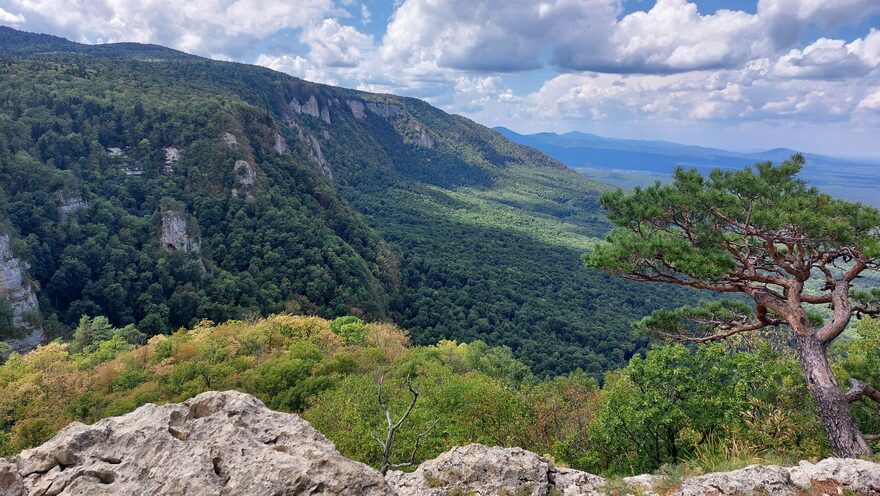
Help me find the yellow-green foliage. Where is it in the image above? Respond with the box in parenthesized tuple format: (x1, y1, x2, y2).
(0, 315, 393, 456)
(1, 315, 876, 476)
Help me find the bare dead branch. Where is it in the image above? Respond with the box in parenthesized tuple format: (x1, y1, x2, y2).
(390, 418, 440, 470)
(371, 375, 437, 475)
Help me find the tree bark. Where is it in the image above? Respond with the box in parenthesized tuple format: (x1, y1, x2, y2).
(795, 334, 873, 457)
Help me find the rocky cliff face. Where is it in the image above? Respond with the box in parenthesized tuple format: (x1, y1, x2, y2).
(0, 234, 43, 352)
(2, 391, 878, 496)
(160, 212, 200, 253)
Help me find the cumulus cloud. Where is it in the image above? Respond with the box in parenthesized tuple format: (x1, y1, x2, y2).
(300, 18, 374, 68)
(373, 0, 880, 76)
(0, 6, 25, 23)
(857, 89, 880, 112)
(0, 0, 339, 58)
(527, 55, 873, 127)
(381, 0, 576, 72)
(556, 0, 771, 73)
(773, 30, 880, 79)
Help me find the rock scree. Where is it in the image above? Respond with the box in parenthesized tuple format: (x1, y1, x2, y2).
(1, 391, 879, 496)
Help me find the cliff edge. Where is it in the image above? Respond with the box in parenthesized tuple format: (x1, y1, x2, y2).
(1, 391, 878, 496)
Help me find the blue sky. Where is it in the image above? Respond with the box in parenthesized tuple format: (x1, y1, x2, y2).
(2, 0, 880, 158)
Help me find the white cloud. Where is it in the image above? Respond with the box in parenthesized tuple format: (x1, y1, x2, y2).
(1, 0, 339, 57)
(857, 89, 880, 111)
(527, 57, 874, 127)
(773, 30, 880, 79)
(0, 6, 25, 23)
(300, 18, 374, 68)
(556, 0, 771, 73)
(381, 0, 621, 72)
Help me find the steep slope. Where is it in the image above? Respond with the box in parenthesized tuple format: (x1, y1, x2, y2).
(0, 27, 692, 375)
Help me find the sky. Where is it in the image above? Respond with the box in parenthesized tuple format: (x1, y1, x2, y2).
(2, 0, 880, 158)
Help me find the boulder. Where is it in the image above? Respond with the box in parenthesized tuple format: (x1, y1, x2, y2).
(4, 391, 394, 496)
(674, 464, 793, 495)
(789, 458, 880, 494)
(386, 444, 556, 496)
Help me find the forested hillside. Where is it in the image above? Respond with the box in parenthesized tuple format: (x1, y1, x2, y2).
(0, 27, 692, 375)
(2, 314, 878, 475)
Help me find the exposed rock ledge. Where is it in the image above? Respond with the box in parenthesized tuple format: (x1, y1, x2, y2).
(2, 391, 878, 496)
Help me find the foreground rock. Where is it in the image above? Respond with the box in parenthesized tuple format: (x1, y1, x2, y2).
(2, 391, 878, 496)
(389, 444, 880, 496)
(0, 391, 392, 495)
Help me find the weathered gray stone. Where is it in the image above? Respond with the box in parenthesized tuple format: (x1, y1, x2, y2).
(4, 391, 394, 496)
(272, 132, 287, 155)
(234, 160, 257, 186)
(163, 147, 180, 173)
(0, 459, 23, 496)
(0, 234, 43, 352)
(58, 196, 90, 220)
(348, 99, 366, 120)
(160, 212, 200, 253)
(552, 467, 606, 496)
(674, 464, 793, 495)
(789, 458, 880, 494)
(306, 134, 333, 179)
(366, 102, 404, 118)
(386, 444, 554, 496)
(621, 474, 660, 495)
(3, 392, 879, 496)
(407, 122, 435, 149)
(221, 132, 238, 147)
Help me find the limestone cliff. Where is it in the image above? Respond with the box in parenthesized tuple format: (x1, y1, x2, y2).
(0, 234, 43, 352)
(160, 212, 200, 253)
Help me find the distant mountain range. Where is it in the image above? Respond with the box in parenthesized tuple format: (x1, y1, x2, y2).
(495, 127, 880, 205)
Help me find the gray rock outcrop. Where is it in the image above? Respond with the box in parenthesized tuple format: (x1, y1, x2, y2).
(58, 196, 90, 221)
(272, 132, 287, 155)
(0, 391, 394, 496)
(0, 234, 43, 353)
(160, 212, 200, 253)
(389, 444, 880, 496)
(233, 160, 257, 186)
(387, 444, 555, 496)
(221, 132, 238, 148)
(367, 102, 404, 119)
(163, 147, 180, 173)
(348, 99, 366, 120)
(407, 121, 435, 149)
(290, 95, 330, 123)
(2, 392, 878, 496)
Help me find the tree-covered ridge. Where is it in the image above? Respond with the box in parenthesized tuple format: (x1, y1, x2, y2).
(0, 26, 698, 374)
(0, 55, 394, 337)
(2, 313, 877, 475)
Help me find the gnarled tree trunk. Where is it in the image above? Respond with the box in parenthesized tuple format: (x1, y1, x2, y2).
(795, 334, 872, 457)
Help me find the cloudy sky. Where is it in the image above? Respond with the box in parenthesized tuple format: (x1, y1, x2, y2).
(2, 0, 880, 157)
